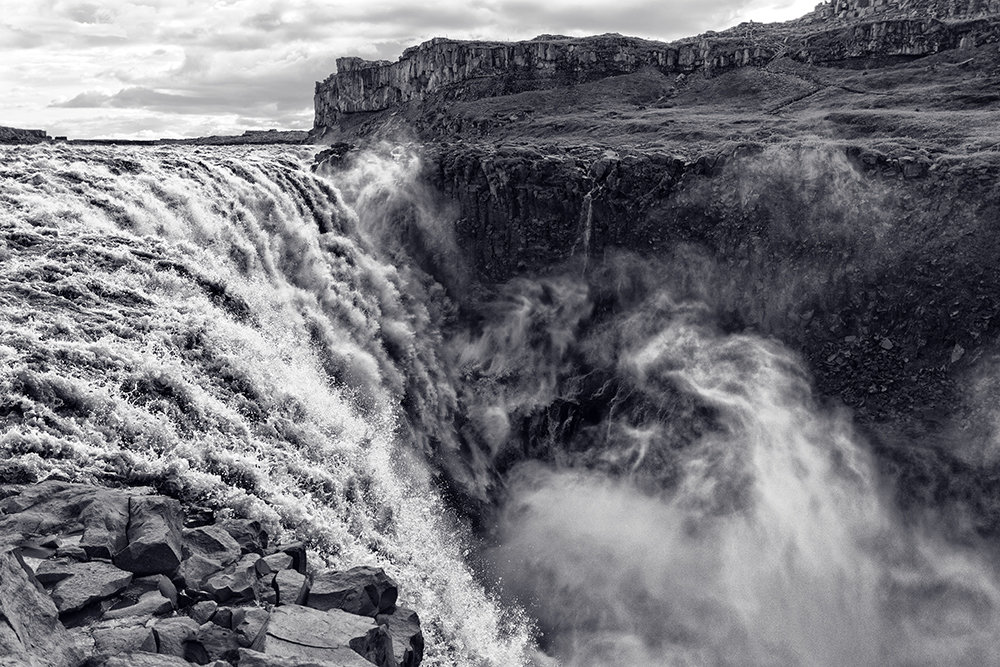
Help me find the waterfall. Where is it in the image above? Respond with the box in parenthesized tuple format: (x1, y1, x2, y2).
(4, 143, 1000, 667)
(0, 144, 531, 665)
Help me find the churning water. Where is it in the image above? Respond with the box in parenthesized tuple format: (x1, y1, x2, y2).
(2, 144, 999, 666)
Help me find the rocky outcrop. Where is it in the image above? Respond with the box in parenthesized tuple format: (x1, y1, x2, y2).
(0, 126, 50, 145)
(0, 481, 424, 667)
(821, 0, 1000, 20)
(313, 34, 773, 128)
(313, 15, 1000, 134)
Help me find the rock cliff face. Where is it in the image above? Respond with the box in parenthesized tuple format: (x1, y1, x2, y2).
(0, 126, 50, 144)
(313, 13, 1000, 134)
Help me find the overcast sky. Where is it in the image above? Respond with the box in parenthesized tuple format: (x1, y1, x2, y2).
(1, 0, 818, 139)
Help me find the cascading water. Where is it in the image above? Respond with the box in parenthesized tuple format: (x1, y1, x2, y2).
(0, 144, 531, 665)
(4, 142, 1000, 667)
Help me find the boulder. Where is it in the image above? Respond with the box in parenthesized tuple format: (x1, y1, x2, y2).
(176, 553, 228, 591)
(114, 496, 183, 575)
(202, 553, 260, 603)
(269, 542, 307, 574)
(257, 572, 279, 605)
(220, 519, 268, 554)
(39, 560, 133, 615)
(103, 590, 173, 619)
(97, 651, 191, 667)
(376, 607, 424, 667)
(0, 550, 81, 666)
(150, 616, 199, 658)
(79, 492, 130, 559)
(275, 569, 309, 605)
(182, 525, 241, 565)
(89, 617, 157, 655)
(0, 482, 130, 558)
(350, 625, 397, 667)
(307, 566, 398, 617)
(257, 551, 293, 576)
(238, 647, 370, 667)
(188, 600, 218, 624)
(191, 621, 241, 663)
(259, 604, 377, 664)
(98, 652, 192, 666)
(234, 606, 270, 649)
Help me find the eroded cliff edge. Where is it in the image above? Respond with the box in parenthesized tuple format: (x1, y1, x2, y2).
(313, 0, 1000, 533)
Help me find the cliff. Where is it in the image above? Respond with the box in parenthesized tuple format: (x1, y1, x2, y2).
(313, 11, 1000, 135)
(0, 126, 50, 144)
(312, 0, 1000, 536)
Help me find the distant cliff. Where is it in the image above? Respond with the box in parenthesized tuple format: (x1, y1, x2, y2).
(313, 11, 1000, 135)
(0, 126, 50, 144)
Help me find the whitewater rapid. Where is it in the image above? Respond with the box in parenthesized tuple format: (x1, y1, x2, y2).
(0, 144, 529, 665)
(3, 143, 1000, 667)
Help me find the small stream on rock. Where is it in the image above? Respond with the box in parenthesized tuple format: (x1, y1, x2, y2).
(2, 143, 999, 666)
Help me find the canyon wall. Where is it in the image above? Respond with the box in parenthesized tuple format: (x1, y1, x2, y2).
(314, 18, 1000, 133)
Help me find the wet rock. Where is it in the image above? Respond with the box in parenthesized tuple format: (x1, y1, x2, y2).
(0, 550, 81, 666)
(220, 518, 268, 554)
(203, 553, 260, 603)
(376, 607, 424, 667)
(115, 496, 183, 575)
(40, 559, 133, 615)
(307, 566, 398, 617)
(275, 569, 309, 605)
(259, 604, 377, 664)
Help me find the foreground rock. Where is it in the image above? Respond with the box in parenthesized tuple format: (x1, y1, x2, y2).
(0, 551, 81, 666)
(0, 481, 424, 667)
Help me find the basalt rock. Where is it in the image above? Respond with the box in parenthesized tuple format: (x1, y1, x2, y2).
(307, 566, 398, 617)
(0, 481, 425, 667)
(260, 605, 379, 665)
(115, 496, 184, 575)
(0, 550, 81, 667)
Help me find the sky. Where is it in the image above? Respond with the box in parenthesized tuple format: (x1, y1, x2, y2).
(1, 0, 819, 139)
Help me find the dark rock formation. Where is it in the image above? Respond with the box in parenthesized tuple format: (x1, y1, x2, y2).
(259, 605, 378, 665)
(0, 550, 81, 666)
(0, 126, 50, 144)
(307, 566, 399, 617)
(115, 496, 184, 575)
(0, 481, 424, 667)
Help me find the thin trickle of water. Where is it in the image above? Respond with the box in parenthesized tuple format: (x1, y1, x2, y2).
(572, 190, 595, 271)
